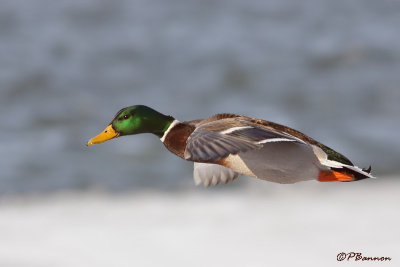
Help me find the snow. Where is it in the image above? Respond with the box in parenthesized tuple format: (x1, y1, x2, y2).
(0, 178, 398, 267)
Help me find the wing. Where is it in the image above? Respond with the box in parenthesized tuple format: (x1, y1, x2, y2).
(193, 162, 239, 186)
(184, 118, 305, 162)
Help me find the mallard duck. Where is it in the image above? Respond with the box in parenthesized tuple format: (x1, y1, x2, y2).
(87, 105, 374, 186)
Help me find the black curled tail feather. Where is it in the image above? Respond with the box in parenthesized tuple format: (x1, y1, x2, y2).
(362, 165, 372, 174)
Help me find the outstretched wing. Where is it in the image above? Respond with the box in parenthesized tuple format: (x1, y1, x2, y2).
(193, 162, 239, 186)
(184, 118, 305, 162)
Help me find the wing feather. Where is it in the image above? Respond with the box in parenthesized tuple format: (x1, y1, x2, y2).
(185, 118, 304, 162)
(193, 162, 239, 186)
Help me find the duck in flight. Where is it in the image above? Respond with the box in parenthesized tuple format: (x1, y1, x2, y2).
(87, 105, 374, 186)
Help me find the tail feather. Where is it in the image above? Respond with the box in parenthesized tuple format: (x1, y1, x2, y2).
(362, 165, 372, 174)
(312, 145, 374, 182)
(339, 165, 375, 180)
(318, 165, 374, 182)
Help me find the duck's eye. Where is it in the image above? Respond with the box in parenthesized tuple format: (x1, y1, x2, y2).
(123, 114, 130, 120)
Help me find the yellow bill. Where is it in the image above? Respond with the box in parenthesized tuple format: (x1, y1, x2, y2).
(87, 124, 120, 146)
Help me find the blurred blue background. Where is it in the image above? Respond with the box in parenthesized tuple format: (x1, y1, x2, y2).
(1, 0, 399, 194)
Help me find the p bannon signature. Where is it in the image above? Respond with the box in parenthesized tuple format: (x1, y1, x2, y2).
(337, 252, 392, 262)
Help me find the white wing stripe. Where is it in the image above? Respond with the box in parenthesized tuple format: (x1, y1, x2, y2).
(220, 126, 253, 134)
(257, 138, 297, 144)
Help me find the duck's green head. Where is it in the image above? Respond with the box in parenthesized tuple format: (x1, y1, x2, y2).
(87, 105, 174, 146)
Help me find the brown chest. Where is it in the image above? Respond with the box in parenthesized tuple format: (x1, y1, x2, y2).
(162, 123, 195, 159)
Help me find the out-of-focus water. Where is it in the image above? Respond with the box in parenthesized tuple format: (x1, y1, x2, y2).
(1, 0, 399, 194)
